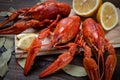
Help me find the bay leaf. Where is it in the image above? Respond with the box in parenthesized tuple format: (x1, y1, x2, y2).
(4, 36, 14, 49)
(2, 49, 12, 61)
(6, 12, 12, 17)
(17, 58, 26, 68)
(0, 46, 7, 54)
(9, 7, 16, 12)
(40, 0, 47, 3)
(0, 11, 8, 17)
(0, 37, 5, 48)
(62, 64, 87, 77)
(0, 11, 12, 17)
(0, 61, 8, 77)
(0, 49, 11, 77)
(0, 7, 15, 17)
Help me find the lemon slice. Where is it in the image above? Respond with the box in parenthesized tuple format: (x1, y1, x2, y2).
(97, 2, 118, 30)
(73, 0, 102, 17)
(16, 34, 27, 40)
(17, 34, 38, 50)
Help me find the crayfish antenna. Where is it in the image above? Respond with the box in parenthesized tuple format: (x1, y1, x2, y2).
(39, 43, 76, 78)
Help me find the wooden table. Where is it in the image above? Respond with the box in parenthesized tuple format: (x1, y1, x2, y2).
(0, 0, 120, 80)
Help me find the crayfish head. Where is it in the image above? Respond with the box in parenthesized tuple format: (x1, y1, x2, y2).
(82, 18, 105, 47)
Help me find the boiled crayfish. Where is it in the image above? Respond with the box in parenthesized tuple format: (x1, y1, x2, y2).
(24, 16, 81, 76)
(23, 16, 116, 80)
(0, 1, 70, 34)
(78, 18, 117, 80)
(39, 18, 117, 80)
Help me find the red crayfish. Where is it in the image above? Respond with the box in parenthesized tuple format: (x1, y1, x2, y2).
(23, 16, 117, 80)
(24, 15, 81, 76)
(0, 1, 70, 34)
(16, 15, 116, 80)
(39, 18, 117, 80)
(81, 18, 117, 80)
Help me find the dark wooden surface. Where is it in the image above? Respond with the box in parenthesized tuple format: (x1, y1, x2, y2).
(0, 0, 120, 80)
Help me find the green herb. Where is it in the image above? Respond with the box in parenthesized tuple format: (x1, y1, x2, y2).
(18, 58, 26, 68)
(0, 7, 15, 17)
(9, 7, 16, 12)
(62, 64, 87, 77)
(0, 49, 11, 77)
(0, 36, 14, 77)
(0, 37, 5, 48)
(4, 36, 14, 49)
(40, 0, 47, 3)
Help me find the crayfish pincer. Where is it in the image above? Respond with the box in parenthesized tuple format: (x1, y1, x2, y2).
(0, 1, 70, 34)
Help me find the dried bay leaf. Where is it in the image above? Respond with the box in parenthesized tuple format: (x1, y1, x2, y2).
(62, 64, 87, 77)
(40, 0, 47, 3)
(0, 46, 7, 55)
(9, 7, 16, 12)
(2, 49, 12, 61)
(17, 58, 26, 68)
(0, 11, 12, 17)
(0, 49, 11, 77)
(4, 36, 14, 49)
(0, 37, 5, 48)
(0, 36, 14, 77)
(0, 11, 8, 17)
(0, 7, 15, 17)
(0, 61, 8, 77)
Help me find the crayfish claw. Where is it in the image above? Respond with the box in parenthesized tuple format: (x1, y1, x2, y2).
(40, 52, 73, 78)
(40, 43, 77, 78)
(24, 38, 42, 75)
(105, 55, 117, 80)
(105, 43, 117, 80)
(84, 57, 100, 80)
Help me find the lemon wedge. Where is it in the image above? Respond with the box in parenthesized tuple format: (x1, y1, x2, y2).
(73, 0, 102, 17)
(97, 2, 118, 30)
(16, 34, 27, 40)
(17, 34, 38, 50)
